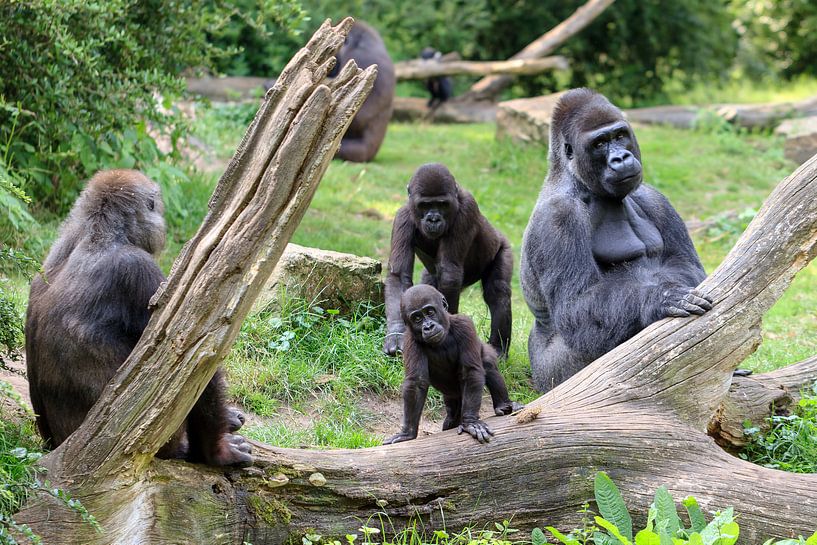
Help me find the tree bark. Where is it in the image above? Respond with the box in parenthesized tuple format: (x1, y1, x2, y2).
(459, 0, 615, 102)
(15, 18, 817, 545)
(394, 56, 569, 80)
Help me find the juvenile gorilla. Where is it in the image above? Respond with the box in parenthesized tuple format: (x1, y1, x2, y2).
(520, 88, 712, 392)
(384, 285, 521, 444)
(26, 170, 252, 466)
(420, 47, 453, 108)
(383, 163, 513, 358)
(330, 20, 395, 162)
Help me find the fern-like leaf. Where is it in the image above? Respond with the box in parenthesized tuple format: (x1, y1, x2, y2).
(653, 487, 681, 537)
(594, 472, 634, 542)
(682, 496, 707, 532)
(531, 527, 548, 545)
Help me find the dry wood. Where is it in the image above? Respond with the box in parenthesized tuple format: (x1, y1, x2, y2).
(14, 15, 817, 545)
(460, 0, 615, 102)
(395, 56, 569, 80)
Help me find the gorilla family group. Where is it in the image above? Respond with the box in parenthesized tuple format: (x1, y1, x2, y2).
(24, 27, 711, 468)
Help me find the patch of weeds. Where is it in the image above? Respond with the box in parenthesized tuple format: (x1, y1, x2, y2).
(740, 382, 817, 473)
(0, 382, 101, 543)
(227, 297, 402, 413)
(300, 515, 520, 545)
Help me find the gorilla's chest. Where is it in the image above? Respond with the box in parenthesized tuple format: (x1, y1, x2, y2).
(590, 198, 663, 266)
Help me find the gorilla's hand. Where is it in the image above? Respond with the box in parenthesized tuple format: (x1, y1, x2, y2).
(457, 420, 494, 443)
(493, 401, 525, 416)
(661, 287, 713, 318)
(382, 331, 404, 357)
(383, 431, 416, 444)
(226, 406, 246, 432)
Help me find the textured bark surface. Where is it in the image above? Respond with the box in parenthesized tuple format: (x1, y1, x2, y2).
(459, 0, 615, 102)
(395, 56, 569, 80)
(15, 18, 817, 545)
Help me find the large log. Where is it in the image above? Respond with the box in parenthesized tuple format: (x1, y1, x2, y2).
(460, 0, 615, 102)
(15, 19, 817, 545)
(395, 56, 569, 80)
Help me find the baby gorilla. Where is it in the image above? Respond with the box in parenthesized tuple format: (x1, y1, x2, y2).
(384, 285, 522, 445)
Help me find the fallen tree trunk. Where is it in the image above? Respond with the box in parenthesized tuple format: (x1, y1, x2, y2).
(394, 56, 569, 80)
(460, 0, 615, 102)
(15, 17, 817, 545)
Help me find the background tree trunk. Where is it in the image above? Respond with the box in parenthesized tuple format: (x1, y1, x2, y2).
(394, 56, 569, 80)
(458, 0, 615, 102)
(15, 18, 817, 545)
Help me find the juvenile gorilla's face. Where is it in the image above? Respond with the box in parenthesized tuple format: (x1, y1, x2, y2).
(401, 286, 450, 345)
(414, 195, 453, 239)
(408, 163, 460, 240)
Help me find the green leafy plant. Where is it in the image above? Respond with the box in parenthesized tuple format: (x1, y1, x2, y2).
(740, 382, 817, 473)
(540, 472, 741, 545)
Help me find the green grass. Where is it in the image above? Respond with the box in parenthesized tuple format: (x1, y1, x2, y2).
(740, 382, 817, 473)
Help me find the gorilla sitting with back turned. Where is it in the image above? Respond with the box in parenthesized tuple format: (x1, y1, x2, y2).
(329, 20, 395, 162)
(521, 88, 712, 392)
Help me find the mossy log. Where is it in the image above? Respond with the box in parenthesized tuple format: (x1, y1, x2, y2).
(14, 17, 817, 545)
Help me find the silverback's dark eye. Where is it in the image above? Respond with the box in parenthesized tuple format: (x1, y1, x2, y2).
(147, 198, 155, 211)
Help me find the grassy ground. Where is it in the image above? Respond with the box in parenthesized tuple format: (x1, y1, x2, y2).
(180, 103, 817, 447)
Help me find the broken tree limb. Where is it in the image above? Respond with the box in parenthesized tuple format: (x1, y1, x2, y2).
(15, 18, 817, 545)
(710, 355, 817, 448)
(460, 0, 615, 102)
(394, 56, 569, 80)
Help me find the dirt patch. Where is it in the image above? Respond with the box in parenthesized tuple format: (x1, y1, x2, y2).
(0, 355, 31, 410)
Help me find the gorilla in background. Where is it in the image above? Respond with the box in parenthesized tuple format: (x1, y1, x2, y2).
(520, 88, 712, 393)
(420, 47, 453, 108)
(26, 170, 252, 466)
(330, 20, 395, 162)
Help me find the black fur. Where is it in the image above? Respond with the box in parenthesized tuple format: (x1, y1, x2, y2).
(420, 47, 453, 108)
(25, 170, 252, 466)
(520, 89, 712, 392)
(331, 21, 395, 162)
(383, 285, 521, 444)
(383, 163, 513, 358)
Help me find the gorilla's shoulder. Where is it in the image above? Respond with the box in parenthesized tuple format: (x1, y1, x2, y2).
(533, 189, 587, 228)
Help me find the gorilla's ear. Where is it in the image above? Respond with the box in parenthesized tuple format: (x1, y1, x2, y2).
(441, 295, 449, 312)
(406, 184, 411, 195)
(564, 143, 574, 160)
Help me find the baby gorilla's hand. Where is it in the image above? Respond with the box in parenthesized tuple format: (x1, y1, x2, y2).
(457, 420, 494, 443)
(383, 431, 416, 444)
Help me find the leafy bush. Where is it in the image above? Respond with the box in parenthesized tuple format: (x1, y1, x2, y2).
(0, 0, 240, 211)
(740, 382, 817, 473)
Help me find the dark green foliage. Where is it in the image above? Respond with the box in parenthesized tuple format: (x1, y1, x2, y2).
(0, 0, 233, 211)
(732, 0, 817, 81)
(740, 382, 817, 473)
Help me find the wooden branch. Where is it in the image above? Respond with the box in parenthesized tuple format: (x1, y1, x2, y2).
(460, 0, 615, 102)
(44, 18, 377, 485)
(710, 355, 817, 448)
(394, 56, 569, 80)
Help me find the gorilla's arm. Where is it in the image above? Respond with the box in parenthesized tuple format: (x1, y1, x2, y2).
(451, 316, 493, 443)
(383, 336, 430, 444)
(383, 207, 416, 354)
(634, 186, 707, 287)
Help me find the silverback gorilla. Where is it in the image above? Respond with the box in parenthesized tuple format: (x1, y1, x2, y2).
(26, 170, 252, 466)
(520, 89, 712, 392)
(330, 20, 395, 162)
(384, 163, 513, 359)
(384, 285, 521, 444)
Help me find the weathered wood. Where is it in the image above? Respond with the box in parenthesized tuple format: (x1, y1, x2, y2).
(710, 356, 817, 448)
(460, 0, 615, 102)
(392, 96, 497, 123)
(395, 56, 569, 80)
